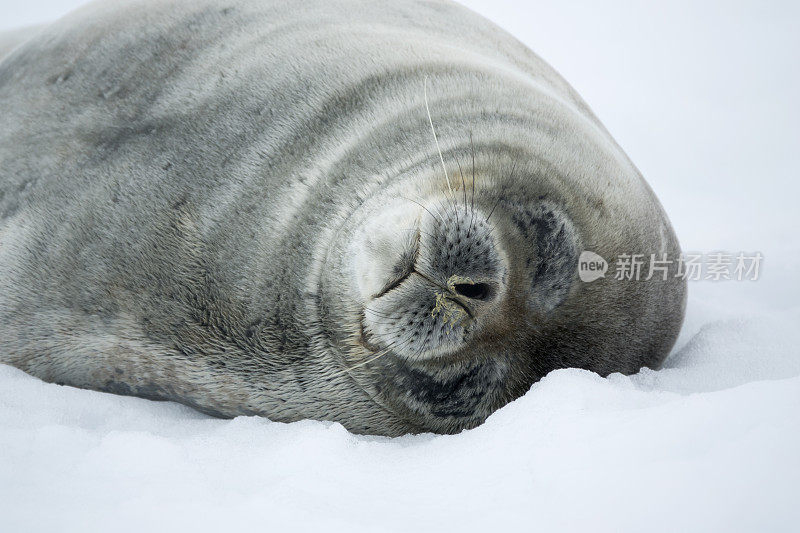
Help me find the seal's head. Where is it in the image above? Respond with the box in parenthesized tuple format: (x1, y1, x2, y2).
(316, 147, 685, 435)
(336, 176, 578, 431)
(311, 74, 685, 436)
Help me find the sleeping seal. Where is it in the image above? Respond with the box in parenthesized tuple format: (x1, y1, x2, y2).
(0, 0, 686, 436)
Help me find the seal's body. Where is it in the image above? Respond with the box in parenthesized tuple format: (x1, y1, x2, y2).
(0, 0, 685, 435)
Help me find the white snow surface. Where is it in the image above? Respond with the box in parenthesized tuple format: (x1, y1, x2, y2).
(1, 0, 799, 531)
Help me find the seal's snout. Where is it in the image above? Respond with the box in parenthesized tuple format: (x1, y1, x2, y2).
(417, 202, 506, 308)
(356, 198, 508, 361)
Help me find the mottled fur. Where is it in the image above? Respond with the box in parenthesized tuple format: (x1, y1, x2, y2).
(0, 0, 685, 435)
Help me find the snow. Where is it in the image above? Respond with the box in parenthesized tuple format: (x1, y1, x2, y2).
(1, 0, 799, 531)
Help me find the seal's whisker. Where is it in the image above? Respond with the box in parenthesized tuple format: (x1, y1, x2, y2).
(423, 75, 454, 199)
(362, 334, 415, 365)
(470, 131, 476, 208)
(332, 346, 394, 377)
(487, 160, 517, 223)
(469, 131, 477, 230)
(397, 226, 435, 242)
(454, 151, 474, 235)
(365, 319, 406, 329)
(455, 153, 467, 211)
(399, 195, 443, 227)
(416, 229, 436, 242)
(432, 197, 454, 224)
(485, 196, 501, 223)
(364, 307, 396, 319)
(432, 165, 460, 221)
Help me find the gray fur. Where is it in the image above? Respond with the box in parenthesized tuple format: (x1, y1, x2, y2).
(0, 0, 686, 436)
(0, 26, 41, 60)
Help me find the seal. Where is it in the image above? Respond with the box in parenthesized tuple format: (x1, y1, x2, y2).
(0, 0, 686, 436)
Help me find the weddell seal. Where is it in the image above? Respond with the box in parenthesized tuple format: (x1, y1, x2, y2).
(0, 0, 686, 436)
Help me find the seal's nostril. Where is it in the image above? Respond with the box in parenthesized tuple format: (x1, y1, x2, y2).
(454, 283, 490, 300)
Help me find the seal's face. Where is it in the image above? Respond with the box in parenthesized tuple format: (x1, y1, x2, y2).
(329, 176, 584, 434)
(356, 200, 508, 361)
